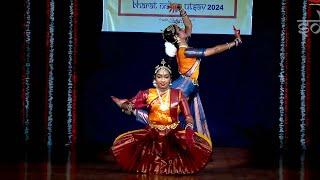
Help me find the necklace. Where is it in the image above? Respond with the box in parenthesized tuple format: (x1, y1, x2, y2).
(179, 44, 188, 48)
(156, 88, 170, 111)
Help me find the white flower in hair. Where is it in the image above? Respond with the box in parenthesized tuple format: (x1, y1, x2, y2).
(164, 42, 177, 57)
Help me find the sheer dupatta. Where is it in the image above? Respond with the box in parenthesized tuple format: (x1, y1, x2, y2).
(172, 59, 211, 141)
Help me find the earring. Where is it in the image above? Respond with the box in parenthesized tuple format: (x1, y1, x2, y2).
(153, 80, 157, 87)
(175, 36, 181, 43)
(169, 82, 172, 86)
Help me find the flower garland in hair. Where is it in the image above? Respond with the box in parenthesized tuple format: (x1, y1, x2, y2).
(164, 42, 177, 57)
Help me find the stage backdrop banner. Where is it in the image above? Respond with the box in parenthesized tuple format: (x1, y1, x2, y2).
(102, 0, 253, 35)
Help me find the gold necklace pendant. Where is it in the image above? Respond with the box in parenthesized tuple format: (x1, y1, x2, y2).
(156, 88, 170, 111)
(159, 103, 169, 111)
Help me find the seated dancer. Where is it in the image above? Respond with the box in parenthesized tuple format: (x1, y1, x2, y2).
(110, 59, 212, 175)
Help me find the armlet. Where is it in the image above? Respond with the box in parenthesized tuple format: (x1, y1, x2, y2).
(185, 48, 205, 58)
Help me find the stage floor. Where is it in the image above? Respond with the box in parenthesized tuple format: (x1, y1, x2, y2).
(0, 147, 319, 180)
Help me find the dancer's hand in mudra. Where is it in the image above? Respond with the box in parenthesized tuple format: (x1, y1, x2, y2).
(168, 3, 182, 13)
(233, 25, 242, 46)
(111, 96, 132, 115)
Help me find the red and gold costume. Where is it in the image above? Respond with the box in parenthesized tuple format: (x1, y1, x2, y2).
(111, 88, 212, 175)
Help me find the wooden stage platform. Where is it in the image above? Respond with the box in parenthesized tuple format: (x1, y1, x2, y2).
(0, 147, 319, 179)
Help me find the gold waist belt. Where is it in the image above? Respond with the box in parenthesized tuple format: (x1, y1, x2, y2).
(149, 121, 180, 131)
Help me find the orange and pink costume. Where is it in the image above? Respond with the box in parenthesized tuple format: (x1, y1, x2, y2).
(111, 88, 212, 175)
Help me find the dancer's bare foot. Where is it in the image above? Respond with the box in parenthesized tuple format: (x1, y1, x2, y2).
(110, 96, 127, 108)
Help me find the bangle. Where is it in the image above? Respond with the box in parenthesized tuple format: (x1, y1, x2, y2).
(226, 42, 231, 50)
(126, 103, 133, 112)
(121, 102, 133, 115)
(234, 38, 242, 47)
(185, 123, 194, 130)
(179, 9, 187, 17)
(121, 102, 133, 112)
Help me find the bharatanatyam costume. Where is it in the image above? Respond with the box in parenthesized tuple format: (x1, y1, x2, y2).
(111, 88, 212, 175)
(111, 60, 212, 175)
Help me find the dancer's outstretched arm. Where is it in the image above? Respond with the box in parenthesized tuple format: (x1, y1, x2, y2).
(168, 3, 192, 37)
(183, 26, 243, 58)
(203, 26, 242, 56)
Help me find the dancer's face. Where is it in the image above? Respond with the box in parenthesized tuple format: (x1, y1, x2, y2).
(155, 68, 171, 91)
